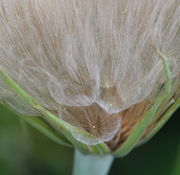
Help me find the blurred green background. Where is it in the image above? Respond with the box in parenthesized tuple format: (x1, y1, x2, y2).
(0, 104, 179, 175)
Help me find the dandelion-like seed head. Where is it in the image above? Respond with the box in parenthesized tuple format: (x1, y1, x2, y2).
(0, 0, 179, 149)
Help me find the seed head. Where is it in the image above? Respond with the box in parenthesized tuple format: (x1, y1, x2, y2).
(0, 0, 179, 150)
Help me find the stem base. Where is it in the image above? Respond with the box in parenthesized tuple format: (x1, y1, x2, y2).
(73, 149, 114, 175)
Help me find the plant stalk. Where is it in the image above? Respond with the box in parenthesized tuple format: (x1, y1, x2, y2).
(73, 149, 114, 175)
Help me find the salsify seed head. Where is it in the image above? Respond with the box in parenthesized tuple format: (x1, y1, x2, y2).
(0, 0, 179, 148)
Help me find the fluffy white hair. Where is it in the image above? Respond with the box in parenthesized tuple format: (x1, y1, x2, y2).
(0, 0, 179, 144)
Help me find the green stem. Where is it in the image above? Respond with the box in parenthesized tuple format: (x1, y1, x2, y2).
(73, 149, 114, 175)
